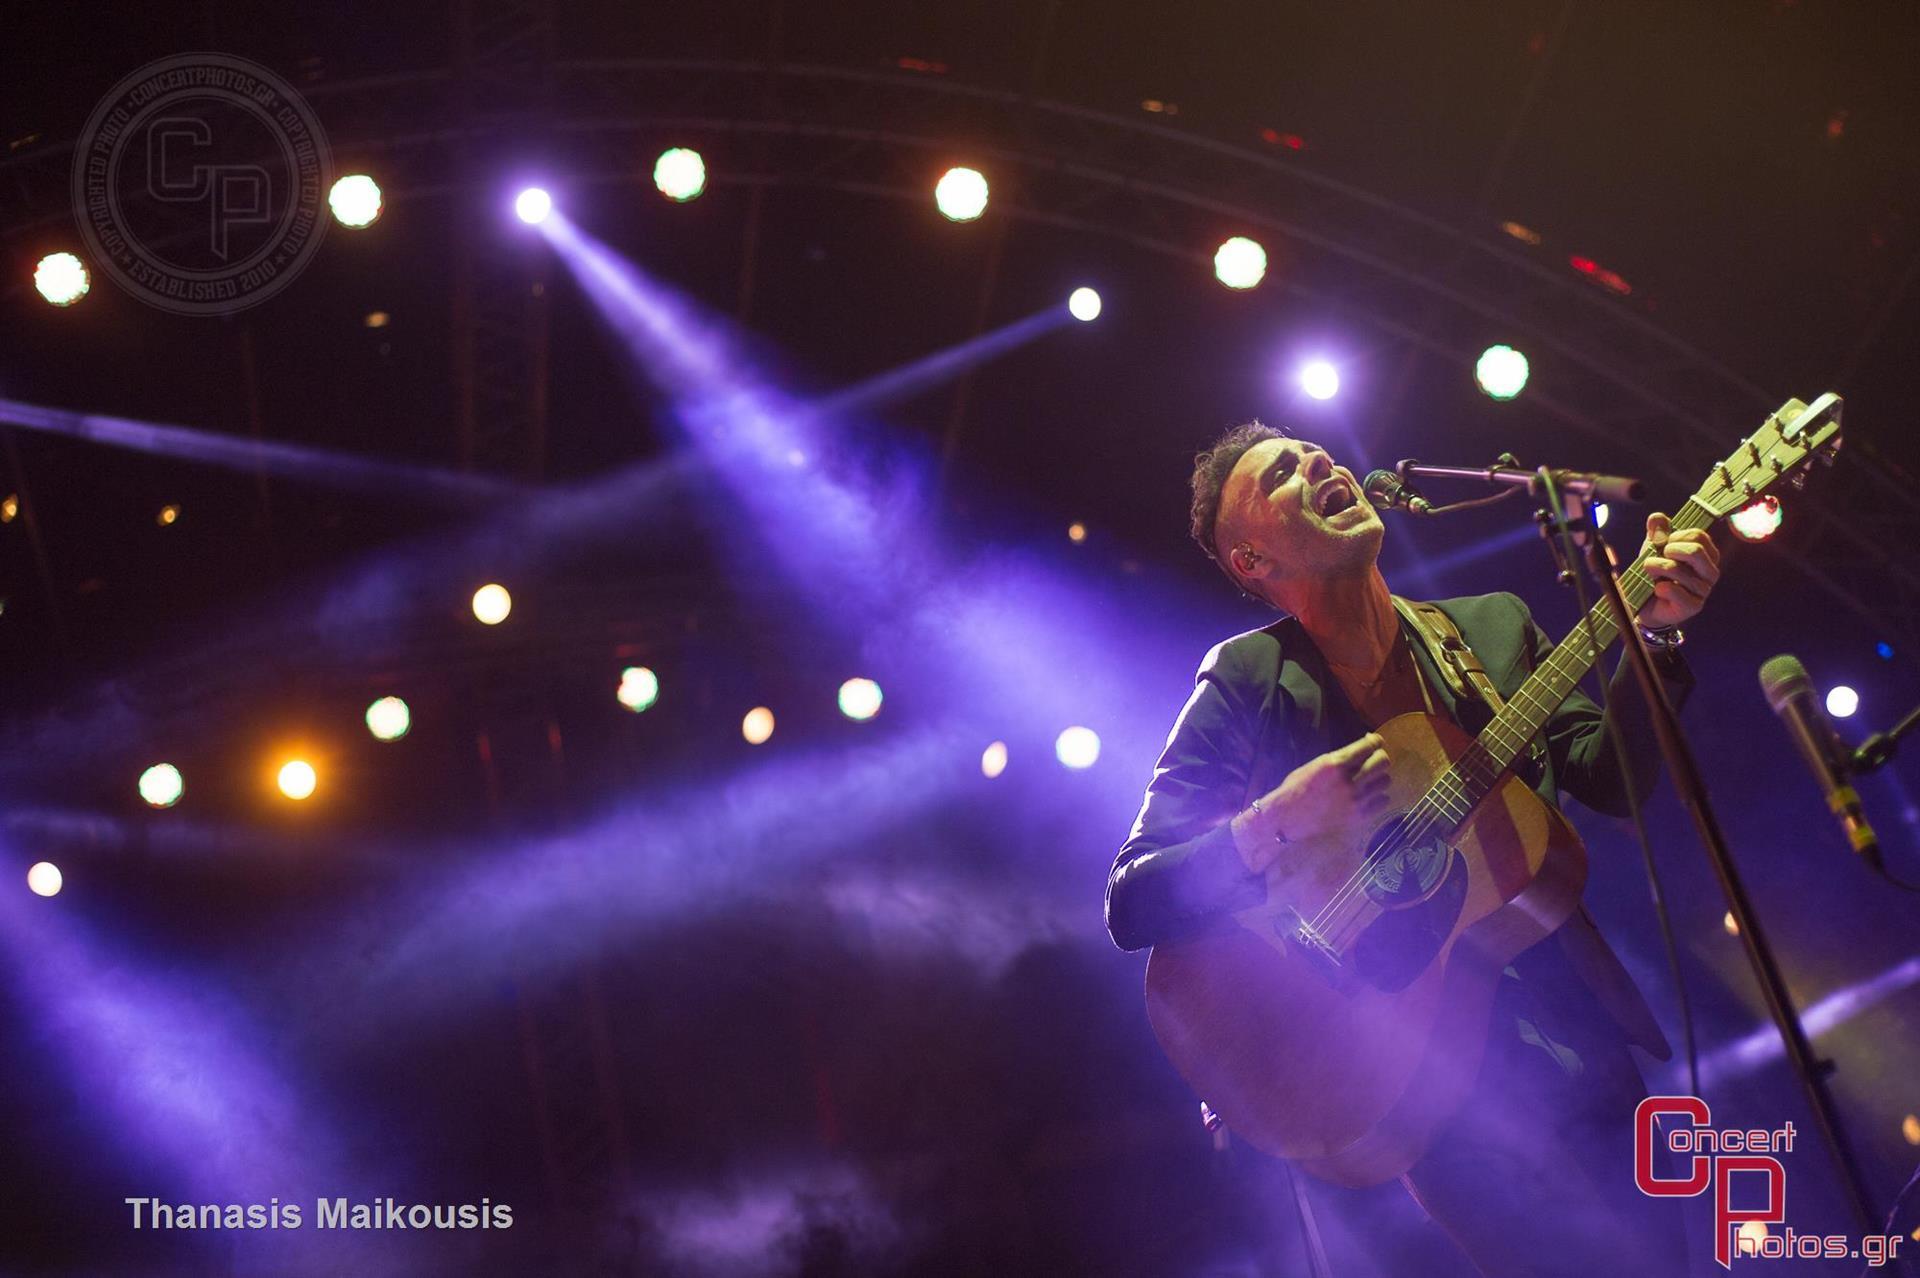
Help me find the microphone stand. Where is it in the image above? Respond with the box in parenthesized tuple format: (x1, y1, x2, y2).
(1853, 702, 1920, 775)
(1531, 472, 1881, 1236)
(1400, 456, 1647, 506)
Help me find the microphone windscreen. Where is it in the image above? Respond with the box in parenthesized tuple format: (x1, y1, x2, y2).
(1361, 469, 1399, 508)
(1758, 653, 1811, 709)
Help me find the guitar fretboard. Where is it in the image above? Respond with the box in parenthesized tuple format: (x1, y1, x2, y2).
(1416, 497, 1711, 832)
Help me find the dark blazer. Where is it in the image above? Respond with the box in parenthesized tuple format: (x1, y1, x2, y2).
(1105, 591, 1687, 1057)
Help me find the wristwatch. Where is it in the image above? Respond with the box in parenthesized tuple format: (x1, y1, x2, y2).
(1636, 623, 1685, 653)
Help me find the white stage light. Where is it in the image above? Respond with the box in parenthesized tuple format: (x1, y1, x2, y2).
(366, 696, 411, 741)
(618, 667, 660, 713)
(934, 167, 989, 222)
(1055, 726, 1101, 769)
(1213, 237, 1267, 289)
(27, 862, 63, 897)
(139, 763, 184, 808)
(1299, 360, 1340, 401)
(328, 174, 383, 228)
(1474, 344, 1530, 400)
(515, 187, 553, 224)
(837, 677, 884, 721)
(654, 148, 707, 202)
(471, 584, 512, 625)
(35, 253, 90, 306)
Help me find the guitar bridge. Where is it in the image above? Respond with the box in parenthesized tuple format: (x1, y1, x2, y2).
(1281, 910, 1349, 986)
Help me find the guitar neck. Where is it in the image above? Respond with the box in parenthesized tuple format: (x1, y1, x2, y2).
(1420, 497, 1712, 830)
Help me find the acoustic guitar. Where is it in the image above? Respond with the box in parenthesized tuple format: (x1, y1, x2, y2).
(1143, 395, 1843, 1187)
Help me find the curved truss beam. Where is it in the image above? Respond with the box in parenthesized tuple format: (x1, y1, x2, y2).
(1, 59, 1912, 647)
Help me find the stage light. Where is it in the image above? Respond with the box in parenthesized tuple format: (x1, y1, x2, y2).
(1475, 344, 1530, 400)
(981, 741, 1008, 778)
(328, 174, 382, 228)
(1213, 236, 1267, 289)
(1728, 495, 1782, 542)
(0, 493, 17, 522)
(27, 861, 62, 897)
(1738, 1222, 1770, 1251)
(1055, 726, 1101, 769)
(1068, 287, 1102, 322)
(742, 707, 775, 745)
(277, 759, 317, 801)
(1904, 1114, 1920, 1145)
(364, 311, 390, 328)
(138, 763, 184, 809)
(1299, 360, 1340, 401)
(514, 187, 553, 225)
(653, 148, 706, 202)
(1067, 521, 1087, 543)
(837, 677, 883, 721)
(157, 504, 180, 527)
(934, 167, 988, 222)
(1878, 642, 1896, 661)
(1722, 911, 1738, 936)
(34, 252, 89, 306)
(617, 666, 659, 712)
(1825, 685, 1859, 719)
(1592, 502, 1610, 529)
(471, 583, 512, 625)
(366, 696, 411, 741)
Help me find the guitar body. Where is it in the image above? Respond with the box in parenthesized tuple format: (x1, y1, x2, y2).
(1142, 710, 1588, 1187)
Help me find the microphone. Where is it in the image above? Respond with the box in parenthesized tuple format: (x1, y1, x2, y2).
(1759, 655, 1882, 867)
(1363, 469, 1433, 516)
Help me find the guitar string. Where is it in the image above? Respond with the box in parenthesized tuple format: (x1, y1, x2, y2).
(1307, 494, 1716, 943)
(1303, 498, 1715, 944)
(1309, 554, 1659, 946)
(1305, 575, 1643, 939)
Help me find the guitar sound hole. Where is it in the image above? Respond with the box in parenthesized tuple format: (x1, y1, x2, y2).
(1361, 827, 1452, 907)
(1351, 853, 1468, 993)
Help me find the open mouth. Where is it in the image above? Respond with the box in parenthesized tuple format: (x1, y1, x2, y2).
(1313, 478, 1358, 517)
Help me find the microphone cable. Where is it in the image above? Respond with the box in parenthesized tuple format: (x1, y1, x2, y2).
(1850, 704, 1920, 893)
(1540, 470, 1701, 1098)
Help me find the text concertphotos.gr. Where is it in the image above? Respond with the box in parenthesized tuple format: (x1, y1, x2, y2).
(125, 1197, 514, 1230)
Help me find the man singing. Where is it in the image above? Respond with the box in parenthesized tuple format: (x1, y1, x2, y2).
(1106, 423, 1721, 1276)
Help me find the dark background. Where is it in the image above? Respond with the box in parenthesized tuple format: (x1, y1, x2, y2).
(1, 2, 1917, 1275)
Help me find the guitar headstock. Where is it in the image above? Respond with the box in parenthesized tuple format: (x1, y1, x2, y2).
(1693, 393, 1844, 520)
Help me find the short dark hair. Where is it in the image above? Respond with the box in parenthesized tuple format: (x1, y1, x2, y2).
(1189, 420, 1287, 585)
